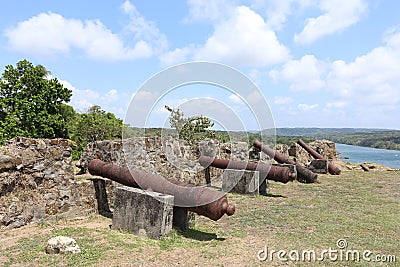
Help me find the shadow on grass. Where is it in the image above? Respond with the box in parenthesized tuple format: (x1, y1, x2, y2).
(178, 228, 226, 241)
(99, 211, 113, 219)
(260, 193, 287, 198)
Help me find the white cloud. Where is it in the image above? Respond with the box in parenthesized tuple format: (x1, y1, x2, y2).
(59, 79, 99, 112)
(122, 0, 135, 14)
(274, 96, 294, 105)
(229, 94, 243, 104)
(184, 0, 235, 23)
(131, 90, 157, 102)
(262, 1, 293, 30)
(297, 103, 319, 111)
(4, 1, 166, 61)
(192, 6, 290, 67)
(294, 0, 368, 44)
(269, 54, 326, 91)
(122, 1, 168, 55)
(327, 28, 400, 109)
(103, 89, 119, 102)
(161, 4, 290, 67)
(159, 46, 193, 66)
(251, 0, 315, 31)
(58, 79, 127, 117)
(325, 101, 346, 108)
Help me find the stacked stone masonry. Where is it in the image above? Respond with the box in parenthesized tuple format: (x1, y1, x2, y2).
(0, 136, 339, 229)
(0, 137, 96, 229)
(78, 138, 251, 186)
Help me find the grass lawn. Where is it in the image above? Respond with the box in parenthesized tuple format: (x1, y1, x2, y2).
(1, 170, 399, 266)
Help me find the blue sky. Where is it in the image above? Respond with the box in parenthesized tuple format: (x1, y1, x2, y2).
(1, 0, 399, 130)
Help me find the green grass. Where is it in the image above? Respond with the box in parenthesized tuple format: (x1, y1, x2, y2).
(1, 170, 399, 266)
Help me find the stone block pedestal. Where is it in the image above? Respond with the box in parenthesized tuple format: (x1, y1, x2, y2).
(222, 169, 260, 195)
(89, 178, 112, 218)
(173, 207, 195, 232)
(112, 186, 174, 239)
(308, 159, 328, 174)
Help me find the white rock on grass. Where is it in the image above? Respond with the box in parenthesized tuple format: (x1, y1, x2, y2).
(45, 236, 81, 254)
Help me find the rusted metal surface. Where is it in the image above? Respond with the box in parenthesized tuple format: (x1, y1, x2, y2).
(360, 163, 370, 172)
(297, 139, 341, 175)
(199, 155, 296, 183)
(253, 140, 318, 183)
(88, 159, 235, 221)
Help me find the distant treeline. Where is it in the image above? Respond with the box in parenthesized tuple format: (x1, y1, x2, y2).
(308, 132, 400, 150)
(127, 127, 400, 151)
(271, 128, 400, 151)
(125, 127, 313, 148)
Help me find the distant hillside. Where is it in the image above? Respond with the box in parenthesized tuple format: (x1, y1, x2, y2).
(271, 128, 391, 137)
(271, 128, 400, 151)
(126, 127, 400, 151)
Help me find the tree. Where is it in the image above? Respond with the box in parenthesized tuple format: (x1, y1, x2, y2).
(71, 105, 123, 159)
(165, 105, 215, 143)
(0, 60, 72, 143)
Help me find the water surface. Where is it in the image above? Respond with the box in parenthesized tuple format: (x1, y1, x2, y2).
(335, 143, 400, 169)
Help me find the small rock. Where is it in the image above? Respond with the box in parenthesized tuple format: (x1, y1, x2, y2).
(37, 140, 46, 150)
(45, 236, 81, 254)
(0, 155, 20, 171)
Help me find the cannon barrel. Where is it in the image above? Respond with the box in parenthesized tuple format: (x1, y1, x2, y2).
(88, 159, 235, 221)
(360, 163, 370, 172)
(198, 156, 296, 183)
(297, 139, 341, 175)
(253, 140, 318, 183)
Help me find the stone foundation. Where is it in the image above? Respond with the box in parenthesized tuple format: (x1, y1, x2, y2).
(308, 159, 328, 174)
(222, 170, 260, 195)
(111, 186, 174, 239)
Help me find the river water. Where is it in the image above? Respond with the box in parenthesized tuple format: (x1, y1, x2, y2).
(335, 143, 400, 169)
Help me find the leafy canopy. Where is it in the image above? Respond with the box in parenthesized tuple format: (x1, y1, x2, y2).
(70, 105, 123, 159)
(165, 105, 215, 143)
(73, 105, 123, 143)
(0, 60, 72, 143)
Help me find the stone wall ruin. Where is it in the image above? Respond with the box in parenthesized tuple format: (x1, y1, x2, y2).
(0, 136, 340, 229)
(0, 137, 95, 229)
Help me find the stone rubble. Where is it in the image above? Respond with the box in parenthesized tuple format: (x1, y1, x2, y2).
(45, 236, 81, 254)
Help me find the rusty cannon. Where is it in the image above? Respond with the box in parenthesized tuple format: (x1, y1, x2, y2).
(88, 159, 235, 221)
(198, 155, 296, 183)
(253, 139, 318, 183)
(297, 139, 341, 175)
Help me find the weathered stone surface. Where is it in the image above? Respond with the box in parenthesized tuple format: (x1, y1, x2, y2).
(45, 236, 81, 254)
(293, 140, 339, 166)
(0, 137, 96, 229)
(79, 137, 251, 186)
(172, 207, 195, 232)
(89, 178, 112, 217)
(199, 139, 218, 157)
(0, 155, 21, 171)
(112, 186, 174, 239)
(258, 178, 269, 195)
(308, 159, 328, 174)
(222, 169, 260, 195)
